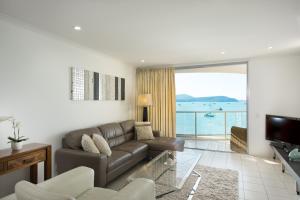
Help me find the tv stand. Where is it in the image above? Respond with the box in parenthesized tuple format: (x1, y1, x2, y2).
(271, 145, 300, 195)
(270, 141, 292, 150)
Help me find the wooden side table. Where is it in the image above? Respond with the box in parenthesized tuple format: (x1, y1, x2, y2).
(0, 143, 51, 184)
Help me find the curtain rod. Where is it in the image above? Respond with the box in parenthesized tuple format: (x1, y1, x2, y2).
(174, 61, 248, 70)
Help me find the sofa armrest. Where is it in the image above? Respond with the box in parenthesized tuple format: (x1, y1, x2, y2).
(55, 148, 108, 187)
(0, 194, 16, 200)
(152, 130, 161, 137)
(15, 181, 75, 200)
(38, 167, 93, 198)
(112, 178, 155, 200)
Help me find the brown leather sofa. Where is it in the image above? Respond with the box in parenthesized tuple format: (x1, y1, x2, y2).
(55, 120, 184, 187)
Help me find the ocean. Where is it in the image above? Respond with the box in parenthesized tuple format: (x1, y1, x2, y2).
(176, 101, 247, 136)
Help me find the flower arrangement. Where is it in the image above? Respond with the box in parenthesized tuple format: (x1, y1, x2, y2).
(0, 116, 28, 150)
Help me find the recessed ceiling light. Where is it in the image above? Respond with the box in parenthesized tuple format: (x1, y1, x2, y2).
(221, 51, 225, 55)
(268, 46, 273, 50)
(140, 59, 145, 63)
(73, 26, 81, 31)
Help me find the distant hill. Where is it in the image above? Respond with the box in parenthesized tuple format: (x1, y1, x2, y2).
(176, 94, 194, 100)
(176, 94, 239, 102)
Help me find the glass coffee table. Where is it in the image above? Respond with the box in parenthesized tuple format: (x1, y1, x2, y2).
(127, 150, 201, 198)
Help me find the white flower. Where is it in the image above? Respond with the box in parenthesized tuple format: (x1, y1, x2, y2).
(0, 116, 13, 123)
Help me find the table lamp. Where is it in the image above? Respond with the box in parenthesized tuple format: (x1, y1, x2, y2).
(138, 94, 152, 122)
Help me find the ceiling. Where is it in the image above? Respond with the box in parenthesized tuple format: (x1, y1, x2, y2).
(0, 0, 300, 67)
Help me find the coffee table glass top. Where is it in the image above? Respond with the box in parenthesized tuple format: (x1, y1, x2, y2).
(127, 149, 201, 197)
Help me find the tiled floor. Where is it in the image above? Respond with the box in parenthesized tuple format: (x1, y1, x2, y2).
(184, 139, 232, 152)
(196, 149, 300, 200)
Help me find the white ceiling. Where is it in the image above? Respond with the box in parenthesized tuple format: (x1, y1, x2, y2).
(0, 0, 300, 67)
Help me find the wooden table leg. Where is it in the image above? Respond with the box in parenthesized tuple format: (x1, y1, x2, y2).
(44, 146, 52, 180)
(30, 164, 38, 184)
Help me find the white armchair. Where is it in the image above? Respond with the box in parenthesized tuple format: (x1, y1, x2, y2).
(1, 167, 155, 200)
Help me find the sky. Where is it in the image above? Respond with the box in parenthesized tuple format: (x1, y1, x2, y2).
(175, 73, 247, 100)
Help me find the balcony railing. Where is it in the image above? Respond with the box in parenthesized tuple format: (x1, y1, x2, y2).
(176, 111, 247, 138)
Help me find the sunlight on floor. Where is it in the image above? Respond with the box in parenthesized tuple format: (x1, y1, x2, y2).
(184, 138, 233, 152)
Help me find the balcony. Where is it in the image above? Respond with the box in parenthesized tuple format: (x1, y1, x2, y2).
(176, 110, 247, 139)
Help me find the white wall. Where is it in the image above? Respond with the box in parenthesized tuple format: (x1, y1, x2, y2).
(248, 54, 300, 157)
(0, 18, 135, 197)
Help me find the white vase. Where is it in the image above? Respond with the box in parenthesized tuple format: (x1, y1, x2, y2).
(11, 142, 23, 151)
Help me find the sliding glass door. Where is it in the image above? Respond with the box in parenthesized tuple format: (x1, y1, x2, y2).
(175, 63, 248, 152)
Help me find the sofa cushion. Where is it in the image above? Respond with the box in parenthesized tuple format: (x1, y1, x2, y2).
(120, 120, 135, 142)
(136, 126, 154, 140)
(64, 128, 102, 150)
(112, 141, 148, 155)
(99, 123, 126, 148)
(108, 150, 131, 171)
(120, 120, 135, 133)
(134, 122, 152, 140)
(92, 134, 112, 156)
(141, 137, 185, 152)
(81, 134, 100, 154)
(124, 131, 134, 142)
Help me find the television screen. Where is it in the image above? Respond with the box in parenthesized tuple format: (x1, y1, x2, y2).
(266, 115, 300, 145)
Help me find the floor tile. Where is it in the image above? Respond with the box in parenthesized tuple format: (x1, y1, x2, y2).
(263, 179, 286, 189)
(243, 176, 263, 184)
(267, 194, 300, 200)
(243, 182, 266, 192)
(239, 188, 245, 199)
(266, 187, 292, 196)
(242, 171, 260, 178)
(244, 190, 268, 200)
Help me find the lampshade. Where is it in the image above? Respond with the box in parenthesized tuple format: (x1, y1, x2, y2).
(138, 94, 153, 106)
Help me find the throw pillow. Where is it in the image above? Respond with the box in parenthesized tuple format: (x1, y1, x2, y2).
(136, 125, 154, 140)
(81, 134, 100, 154)
(92, 134, 112, 156)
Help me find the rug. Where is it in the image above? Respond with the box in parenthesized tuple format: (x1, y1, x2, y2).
(157, 165, 239, 200)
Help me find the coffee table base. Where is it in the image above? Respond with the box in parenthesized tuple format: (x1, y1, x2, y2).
(187, 170, 202, 200)
(156, 189, 177, 199)
(156, 170, 202, 199)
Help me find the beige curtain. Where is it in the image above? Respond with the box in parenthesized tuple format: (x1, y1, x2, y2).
(135, 68, 176, 138)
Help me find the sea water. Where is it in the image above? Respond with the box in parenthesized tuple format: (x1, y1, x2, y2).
(176, 101, 247, 135)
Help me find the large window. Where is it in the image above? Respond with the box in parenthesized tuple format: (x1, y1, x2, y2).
(175, 65, 247, 138)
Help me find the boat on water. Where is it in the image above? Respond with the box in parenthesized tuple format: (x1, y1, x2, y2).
(204, 112, 215, 118)
(217, 107, 223, 111)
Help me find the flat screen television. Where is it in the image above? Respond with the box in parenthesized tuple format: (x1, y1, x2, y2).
(266, 115, 300, 145)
